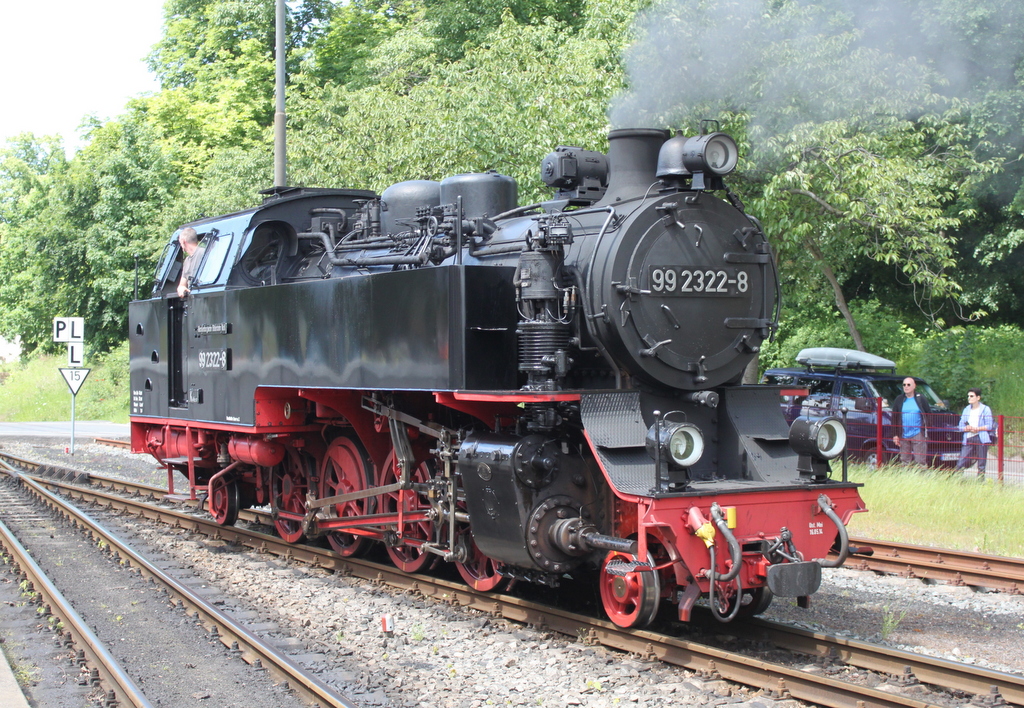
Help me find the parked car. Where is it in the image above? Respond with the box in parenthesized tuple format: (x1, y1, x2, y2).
(761, 348, 960, 467)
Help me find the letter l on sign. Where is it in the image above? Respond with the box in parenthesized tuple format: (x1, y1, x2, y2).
(68, 342, 85, 367)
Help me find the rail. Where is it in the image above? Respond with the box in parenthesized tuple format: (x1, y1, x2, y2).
(1, 460, 359, 708)
(0, 462, 154, 708)
(7, 452, 1022, 708)
(843, 537, 1024, 593)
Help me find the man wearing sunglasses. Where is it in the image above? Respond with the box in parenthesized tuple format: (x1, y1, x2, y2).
(892, 377, 932, 465)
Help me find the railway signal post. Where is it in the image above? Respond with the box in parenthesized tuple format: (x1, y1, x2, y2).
(53, 317, 88, 455)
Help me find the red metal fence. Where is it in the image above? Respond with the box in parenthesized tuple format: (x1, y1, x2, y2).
(785, 394, 1022, 484)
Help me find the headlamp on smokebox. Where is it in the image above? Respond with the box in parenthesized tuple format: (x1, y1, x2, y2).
(646, 411, 704, 491)
(656, 126, 739, 191)
(683, 132, 738, 176)
(788, 415, 847, 480)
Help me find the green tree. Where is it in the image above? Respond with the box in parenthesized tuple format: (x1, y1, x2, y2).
(748, 115, 998, 349)
(307, 1, 422, 87)
(0, 121, 178, 354)
(140, 0, 335, 181)
(611, 0, 1017, 347)
(422, 0, 586, 61)
(288, 1, 642, 195)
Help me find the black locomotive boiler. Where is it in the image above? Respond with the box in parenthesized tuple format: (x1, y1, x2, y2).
(129, 128, 865, 627)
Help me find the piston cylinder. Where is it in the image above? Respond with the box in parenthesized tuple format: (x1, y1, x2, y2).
(228, 437, 286, 467)
(144, 427, 215, 464)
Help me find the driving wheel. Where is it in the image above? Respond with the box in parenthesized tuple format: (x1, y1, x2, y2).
(378, 450, 434, 573)
(320, 435, 373, 557)
(272, 447, 311, 544)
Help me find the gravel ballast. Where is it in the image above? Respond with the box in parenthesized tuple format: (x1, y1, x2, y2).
(3, 439, 1022, 707)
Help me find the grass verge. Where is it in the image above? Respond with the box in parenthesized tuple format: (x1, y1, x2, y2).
(845, 463, 1024, 557)
(0, 342, 129, 423)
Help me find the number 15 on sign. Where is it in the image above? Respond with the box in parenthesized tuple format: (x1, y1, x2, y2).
(60, 368, 90, 395)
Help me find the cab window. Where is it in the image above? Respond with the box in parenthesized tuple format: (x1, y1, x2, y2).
(151, 240, 180, 296)
(195, 232, 233, 287)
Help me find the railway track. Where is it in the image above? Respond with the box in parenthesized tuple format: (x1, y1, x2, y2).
(3, 449, 1022, 708)
(0, 481, 153, 708)
(75, 443, 1024, 594)
(94, 437, 131, 449)
(0, 457, 358, 708)
(844, 538, 1024, 594)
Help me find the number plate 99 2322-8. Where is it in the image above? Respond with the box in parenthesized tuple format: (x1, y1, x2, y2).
(648, 267, 749, 296)
(197, 349, 230, 371)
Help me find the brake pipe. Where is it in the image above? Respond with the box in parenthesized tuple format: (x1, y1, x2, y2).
(708, 545, 742, 622)
(814, 494, 850, 568)
(692, 503, 743, 622)
(710, 503, 741, 581)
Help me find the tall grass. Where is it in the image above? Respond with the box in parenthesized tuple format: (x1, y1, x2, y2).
(0, 342, 129, 423)
(845, 463, 1024, 557)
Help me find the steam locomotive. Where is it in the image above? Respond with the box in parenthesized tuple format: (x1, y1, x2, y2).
(129, 127, 865, 628)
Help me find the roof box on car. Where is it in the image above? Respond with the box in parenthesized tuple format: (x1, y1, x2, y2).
(795, 348, 896, 371)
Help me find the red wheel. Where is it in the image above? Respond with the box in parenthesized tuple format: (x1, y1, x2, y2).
(599, 551, 661, 629)
(379, 451, 434, 573)
(455, 525, 507, 592)
(208, 474, 239, 526)
(272, 448, 311, 544)
(320, 436, 373, 557)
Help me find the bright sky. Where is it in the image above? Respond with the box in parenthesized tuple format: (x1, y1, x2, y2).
(0, 0, 166, 152)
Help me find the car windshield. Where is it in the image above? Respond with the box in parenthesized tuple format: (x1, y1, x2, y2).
(869, 379, 948, 411)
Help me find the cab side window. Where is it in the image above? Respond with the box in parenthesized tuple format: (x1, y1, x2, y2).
(152, 240, 181, 297)
(234, 224, 287, 286)
(195, 232, 232, 287)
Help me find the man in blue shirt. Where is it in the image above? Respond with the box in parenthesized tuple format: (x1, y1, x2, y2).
(892, 377, 931, 465)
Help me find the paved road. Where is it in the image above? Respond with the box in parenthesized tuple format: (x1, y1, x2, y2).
(0, 421, 129, 439)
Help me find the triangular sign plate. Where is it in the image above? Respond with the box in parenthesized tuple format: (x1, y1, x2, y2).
(59, 368, 91, 395)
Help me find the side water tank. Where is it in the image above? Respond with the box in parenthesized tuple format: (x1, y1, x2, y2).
(440, 171, 517, 220)
(380, 180, 441, 235)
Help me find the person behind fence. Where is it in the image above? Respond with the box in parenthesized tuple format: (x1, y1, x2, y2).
(956, 388, 994, 473)
(892, 377, 931, 465)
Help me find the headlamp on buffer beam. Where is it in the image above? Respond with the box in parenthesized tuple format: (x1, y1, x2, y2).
(788, 416, 847, 480)
(646, 412, 704, 491)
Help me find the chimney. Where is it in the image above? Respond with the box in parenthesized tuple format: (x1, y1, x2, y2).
(596, 128, 670, 205)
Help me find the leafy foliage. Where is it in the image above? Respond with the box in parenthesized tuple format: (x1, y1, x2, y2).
(0, 120, 178, 353)
(759, 299, 921, 373)
(1, 0, 1024, 413)
(288, 1, 641, 199)
(912, 326, 1024, 414)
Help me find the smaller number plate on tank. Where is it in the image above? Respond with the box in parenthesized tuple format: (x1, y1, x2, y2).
(197, 349, 231, 371)
(648, 266, 749, 296)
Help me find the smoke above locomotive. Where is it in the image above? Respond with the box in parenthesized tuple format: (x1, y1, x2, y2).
(129, 124, 865, 629)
